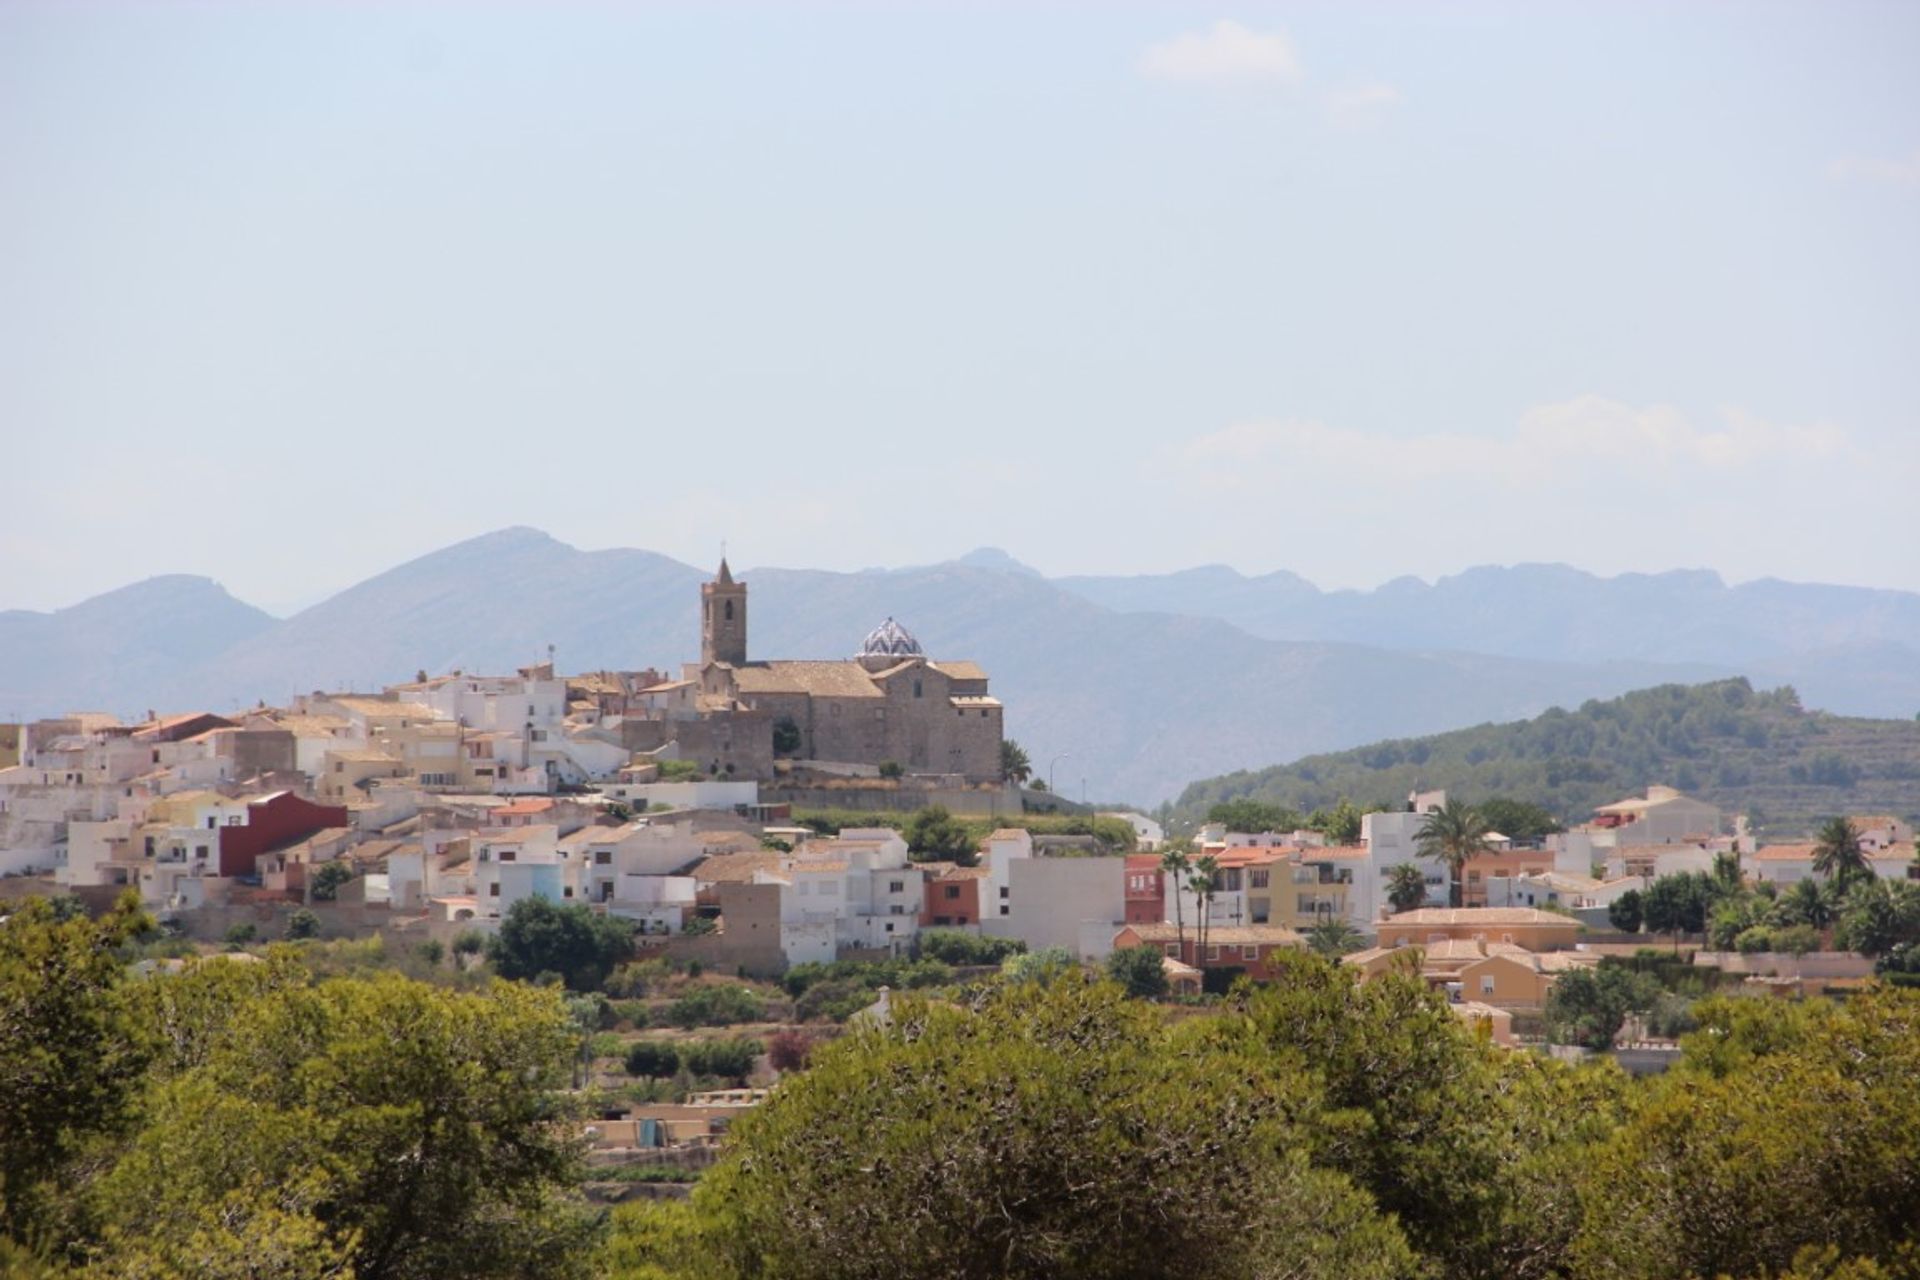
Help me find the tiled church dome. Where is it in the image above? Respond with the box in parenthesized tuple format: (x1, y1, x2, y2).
(858, 617, 924, 659)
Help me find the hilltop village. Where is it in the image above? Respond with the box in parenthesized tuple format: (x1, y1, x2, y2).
(2, 561, 1912, 1009)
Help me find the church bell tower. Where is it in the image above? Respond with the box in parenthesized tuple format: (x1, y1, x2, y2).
(701, 558, 747, 667)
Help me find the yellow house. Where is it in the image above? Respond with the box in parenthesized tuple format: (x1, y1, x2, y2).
(1376, 907, 1581, 952)
(1345, 936, 1597, 1011)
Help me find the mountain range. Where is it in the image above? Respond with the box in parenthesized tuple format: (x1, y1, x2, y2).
(5, 528, 1918, 804)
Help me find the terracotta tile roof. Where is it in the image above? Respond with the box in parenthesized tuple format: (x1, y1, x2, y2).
(1215, 845, 1295, 866)
(332, 698, 439, 720)
(1420, 938, 1534, 963)
(1122, 922, 1305, 947)
(1385, 908, 1580, 927)
(691, 851, 785, 884)
(1752, 843, 1819, 861)
(919, 861, 990, 881)
(493, 797, 556, 817)
(731, 662, 882, 699)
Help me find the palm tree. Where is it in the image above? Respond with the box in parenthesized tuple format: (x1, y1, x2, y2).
(1159, 846, 1191, 959)
(1812, 817, 1870, 887)
(999, 739, 1033, 786)
(1385, 863, 1429, 915)
(1777, 876, 1839, 931)
(1415, 798, 1492, 909)
(1306, 917, 1364, 958)
(1188, 854, 1221, 965)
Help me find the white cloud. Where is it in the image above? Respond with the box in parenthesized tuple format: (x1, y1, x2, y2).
(1324, 81, 1402, 129)
(1828, 149, 1920, 187)
(1165, 397, 1888, 589)
(1180, 397, 1845, 490)
(1139, 20, 1302, 86)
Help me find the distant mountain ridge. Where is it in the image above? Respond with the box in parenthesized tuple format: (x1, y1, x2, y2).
(1054, 561, 1920, 719)
(4, 530, 1916, 804)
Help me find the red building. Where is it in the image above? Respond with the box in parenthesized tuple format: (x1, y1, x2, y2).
(1111, 922, 1306, 983)
(1124, 854, 1165, 925)
(217, 791, 350, 877)
(919, 862, 987, 928)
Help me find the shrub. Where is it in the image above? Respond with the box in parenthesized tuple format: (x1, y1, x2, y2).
(625, 1040, 682, 1079)
(766, 1028, 813, 1073)
(1735, 926, 1774, 955)
(1646, 993, 1698, 1039)
(414, 940, 445, 967)
(795, 979, 879, 1024)
(223, 923, 257, 947)
(1105, 945, 1169, 999)
(666, 985, 765, 1029)
(284, 909, 321, 941)
(604, 959, 671, 998)
(681, 1037, 759, 1083)
(1773, 925, 1819, 958)
(917, 931, 1025, 966)
(308, 860, 356, 902)
(877, 761, 904, 780)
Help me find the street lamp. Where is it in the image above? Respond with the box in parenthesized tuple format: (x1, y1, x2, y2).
(1048, 752, 1072, 796)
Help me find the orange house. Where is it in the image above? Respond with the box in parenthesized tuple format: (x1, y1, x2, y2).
(919, 863, 987, 928)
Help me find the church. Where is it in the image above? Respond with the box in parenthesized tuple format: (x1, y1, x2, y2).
(679, 560, 1005, 783)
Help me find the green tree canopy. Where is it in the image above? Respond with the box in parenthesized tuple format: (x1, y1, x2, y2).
(0, 891, 151, 1239)
(900, 805, 975, 864)
(639, 976, 1413, 1280)
(89, 972, 591, 1280)
(1103, 944, 1169, 998)
(486, 897, 635, 991)
(1474, 797, 1565, 843)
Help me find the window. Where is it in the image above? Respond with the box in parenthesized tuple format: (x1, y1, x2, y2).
(999, 886, 1009, 899)
(488, 883, 500, 896)
(1250, 869, 1270, 888)
(724, 599, 734, 621)
(913, 680, 922, 698)
(1164, 943, 1180, 957)
(889, 880, 904, 892)
(944, 885, 961, 900)
(1480, 976, 1496, 995)
(206, 817, 217, 829)
(1206, 945, 1222, 962)
(595, 849, 612, 865)
(563, 887, 573, 898)
(1242, 945, 1259, 961)
(1000, 905, 1009, 916)
(194, 845, 208, 859)
(890, 904, 906, 915)
(980, 710, 988, 718)
(884, 922, 894, 933)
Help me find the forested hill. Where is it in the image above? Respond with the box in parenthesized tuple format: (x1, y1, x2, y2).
(1169, 679, 1920, 840)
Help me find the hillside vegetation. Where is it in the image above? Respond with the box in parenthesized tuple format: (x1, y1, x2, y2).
(1171, 679, 1920, 839)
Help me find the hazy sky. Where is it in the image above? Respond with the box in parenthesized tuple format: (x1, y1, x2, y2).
(4, 2, 1917, 615)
